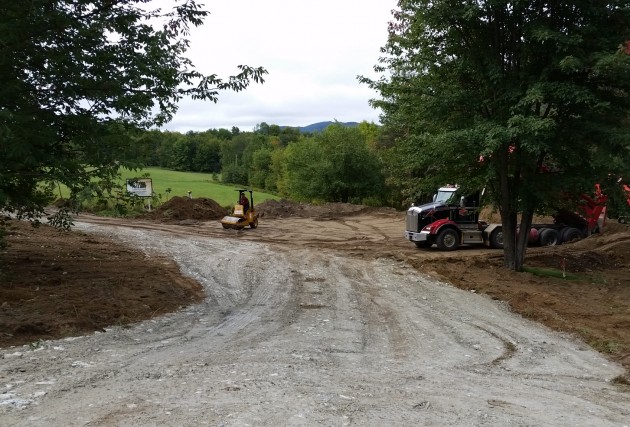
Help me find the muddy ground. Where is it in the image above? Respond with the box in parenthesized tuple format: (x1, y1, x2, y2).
(1, 197, 629, 425)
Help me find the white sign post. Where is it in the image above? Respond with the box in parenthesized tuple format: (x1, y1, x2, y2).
(126, 178, 154, 211)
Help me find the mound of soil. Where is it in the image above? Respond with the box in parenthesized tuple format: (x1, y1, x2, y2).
(514, 222, 629, 273)
(147, 196, 228, 223)
(257, 199, 398, 219)
(0, 220, 205, 346)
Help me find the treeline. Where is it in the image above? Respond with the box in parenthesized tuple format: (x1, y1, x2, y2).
(128, 121, 408, 208)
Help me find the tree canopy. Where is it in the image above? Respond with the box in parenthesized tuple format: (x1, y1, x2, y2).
(0, 0, 266, 230)
(362, 0, 630, 270)
(281, 124, 384, 203)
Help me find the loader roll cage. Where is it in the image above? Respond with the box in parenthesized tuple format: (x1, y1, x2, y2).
(236, 189, 254, 211)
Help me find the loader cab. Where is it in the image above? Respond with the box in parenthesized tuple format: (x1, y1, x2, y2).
(235, 189, 254, 215)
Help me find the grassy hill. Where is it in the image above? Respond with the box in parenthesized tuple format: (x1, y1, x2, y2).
(59, 167, 280, 208)
(124, 168, 279, 206)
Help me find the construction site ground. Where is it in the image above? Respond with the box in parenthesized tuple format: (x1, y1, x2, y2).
(1, 196, 629, 426)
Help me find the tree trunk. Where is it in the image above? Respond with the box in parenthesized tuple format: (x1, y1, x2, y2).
(515, 210, 534, 272)
(497, 147, 520, 270)
(501, 209, 518, 270)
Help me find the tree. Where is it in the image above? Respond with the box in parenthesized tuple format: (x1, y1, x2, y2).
(249, 146, 274, 189)
(283, 124, 384, 203)
(219, 133, 259, 185)
(171, 132, 198, 171)
(192, 132, 222, 173)
(155, 131, 185, 169)
(0, 0, 266, 231)
(357, 121, 380, 149)
(278, 126, 302, 146)
(134, 129, 165, 166)
(362, 1, 630, 270)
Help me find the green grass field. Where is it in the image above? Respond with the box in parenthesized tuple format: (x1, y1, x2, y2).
(58, 167, 280, 208)
(125, 167, 279, 206)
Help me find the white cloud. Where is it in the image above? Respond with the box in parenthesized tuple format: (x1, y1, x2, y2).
(157, 0, 397, 132)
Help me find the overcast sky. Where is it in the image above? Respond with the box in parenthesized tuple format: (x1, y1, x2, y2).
(158, 0, 397, 132)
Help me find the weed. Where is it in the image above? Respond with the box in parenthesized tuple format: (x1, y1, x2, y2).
(590, 338, 624, 354)
(29, 339, 44, 350)
(589, 273, 608, 285)
(522, 266, 582, 281)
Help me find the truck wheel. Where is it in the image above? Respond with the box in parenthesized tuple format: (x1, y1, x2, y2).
(436, 228, 459, 251)
(538, 228, 560, 246)
(620, 216, 627, 224)
(561, 227, 582, 243)
(489, 228, 504, 249)
(414, 241, 432, 249)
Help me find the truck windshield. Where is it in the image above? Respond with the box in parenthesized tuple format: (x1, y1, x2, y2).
(435, 190, 457, 204)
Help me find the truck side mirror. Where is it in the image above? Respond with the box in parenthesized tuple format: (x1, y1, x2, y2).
(433, 194, 437, 202)
(460, 196, 465, 207)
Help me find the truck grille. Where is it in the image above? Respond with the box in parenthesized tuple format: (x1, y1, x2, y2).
(406, 211, 419, 232)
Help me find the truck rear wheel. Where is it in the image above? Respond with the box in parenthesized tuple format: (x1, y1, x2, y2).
(436, 228, 459, 251)
(538, 228, 560, 246)
(561, 227, 582, 243)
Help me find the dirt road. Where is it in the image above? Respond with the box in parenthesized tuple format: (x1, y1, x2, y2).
(1, 212, 629, 426)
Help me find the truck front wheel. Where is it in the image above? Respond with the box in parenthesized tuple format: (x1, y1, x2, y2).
(436, 228, 459, 251)
(489, 228, 504, 249)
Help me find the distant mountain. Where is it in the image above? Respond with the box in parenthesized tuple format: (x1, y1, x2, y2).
(281, 121, 360, 133)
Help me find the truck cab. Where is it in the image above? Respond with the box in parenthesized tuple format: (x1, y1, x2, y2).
(404, 185, 501, 250)
(406, 185, 460, 230)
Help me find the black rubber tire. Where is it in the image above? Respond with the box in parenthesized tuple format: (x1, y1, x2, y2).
(538, 228, 560, 246)
(619, 216, 627, 224)
(561, 227, 582, 244)
(489, 228, 504, 249)
(436, 228, 459, 251)
(414, 240, 432, 249)
(250, 217, 258, 229)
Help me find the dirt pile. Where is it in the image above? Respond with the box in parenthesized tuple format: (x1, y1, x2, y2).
(257, 199, 398, 219)
(0, 220, 204, 347)
(147, 196, 228, 223)
(520, 222, 629, 271)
